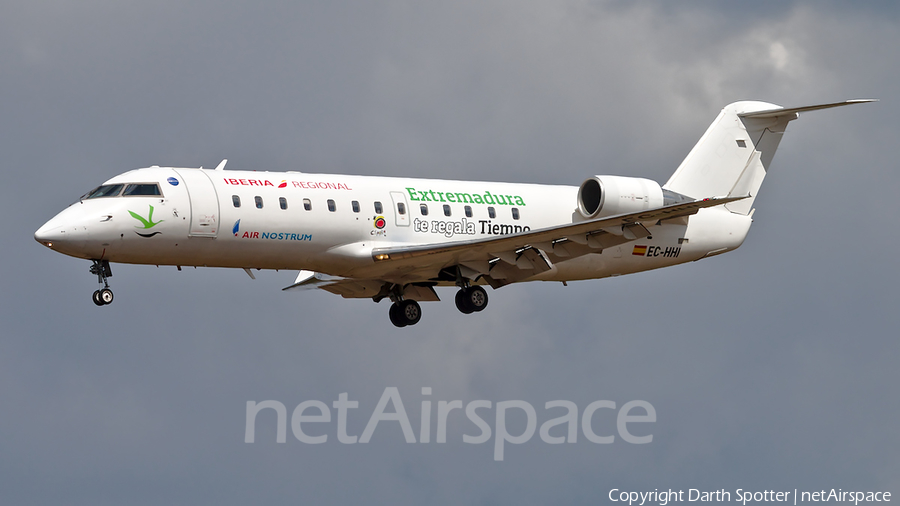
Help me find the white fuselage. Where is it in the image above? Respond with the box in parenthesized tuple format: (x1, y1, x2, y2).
(35, 167, 752, 286)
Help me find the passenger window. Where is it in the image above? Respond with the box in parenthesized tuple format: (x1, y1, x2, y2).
(465, 205, 472, 218)
(352, 200, 360, 213)
(512, 207, 519, 220)
(255, 196, 263, 209)
(420, 204, 428, 216)
(443, 204, 451, 217)
(279, 197, 288, 210)
(303, 198, 312, 211)
(232, 195, 241, 208)
(374, 201, 383, 214)
(123, 183, 162, 196)
(84, 184, 124, 199)
(488, 207, 496, 219)
(327, 199, 336, 212)
(398, 203, 406, 215)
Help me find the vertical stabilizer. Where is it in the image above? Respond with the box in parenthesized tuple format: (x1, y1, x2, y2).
(663, 99, 874, 215)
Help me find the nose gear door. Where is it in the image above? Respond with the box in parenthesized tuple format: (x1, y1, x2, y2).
(174, 169, 220, 237)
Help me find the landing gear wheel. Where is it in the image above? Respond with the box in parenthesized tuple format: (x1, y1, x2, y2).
(467, 286, 488, 312)
(389, 302, 408, 328)
(456, 286, 488, 313)
(455, 290, 475, 314)
(399, 299, 422, 326)
(389, 300, 421, 327)
(99, 288, 114, 305)
(89, 260, 114, 306)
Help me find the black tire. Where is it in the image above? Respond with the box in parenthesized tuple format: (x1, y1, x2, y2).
(92, 290, 104, 306)
(455, 290, 475, 314)
(389, 302, 407, 328)
(99, 288, 114, 305)
(399, 299, 422, 326)
(466, 286, 488, 312)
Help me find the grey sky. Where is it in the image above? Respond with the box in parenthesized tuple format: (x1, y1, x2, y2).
(2, 2, 898, 504)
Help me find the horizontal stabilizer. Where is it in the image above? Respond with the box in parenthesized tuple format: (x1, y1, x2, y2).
(738, 99, 877, 118)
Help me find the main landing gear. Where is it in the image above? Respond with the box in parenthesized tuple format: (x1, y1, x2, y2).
(455, 285, 488, 314)
(389, 299, 422, 328)
(382, 276, 490, 327)
(89, 259, 114, 306)
(386, 286, 489, 327)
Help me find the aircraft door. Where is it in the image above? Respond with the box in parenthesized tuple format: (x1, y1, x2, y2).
(389, 191, 410, 227)
(173, 169, 220, 237)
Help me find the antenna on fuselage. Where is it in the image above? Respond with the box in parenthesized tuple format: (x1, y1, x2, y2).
(215, 159, 228, 171)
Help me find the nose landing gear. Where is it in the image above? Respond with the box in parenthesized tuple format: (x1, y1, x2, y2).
(92, 288, 114, 306)
(89, 260, 114, 306)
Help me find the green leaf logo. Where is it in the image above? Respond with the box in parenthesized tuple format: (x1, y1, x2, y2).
(129, 205, 164, 229)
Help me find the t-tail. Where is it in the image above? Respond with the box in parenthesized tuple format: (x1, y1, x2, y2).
(663, 99, 876, 215)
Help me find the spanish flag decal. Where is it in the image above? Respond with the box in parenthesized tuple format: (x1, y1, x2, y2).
(632, 245, 647, 256)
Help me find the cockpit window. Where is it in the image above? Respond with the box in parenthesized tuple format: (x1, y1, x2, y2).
(123, 183, 162, 196)
(84, 184, 124, 199)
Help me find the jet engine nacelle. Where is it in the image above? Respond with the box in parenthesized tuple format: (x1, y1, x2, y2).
(577, 175, 665, 219)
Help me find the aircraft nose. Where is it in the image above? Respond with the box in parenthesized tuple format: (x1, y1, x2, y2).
(35, 217, 65, 247)
(35, 204, 109, 261)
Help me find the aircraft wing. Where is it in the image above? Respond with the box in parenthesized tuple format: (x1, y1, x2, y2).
(366, 195, 747, 289)
(284, 195, 745, 297)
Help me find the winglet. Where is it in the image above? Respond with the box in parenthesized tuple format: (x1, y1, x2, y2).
(215, 159, 228, 171)
(738, 99, 877, 118)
